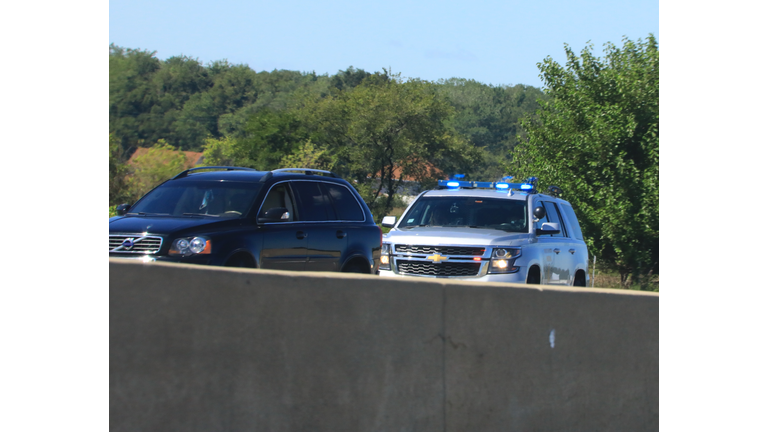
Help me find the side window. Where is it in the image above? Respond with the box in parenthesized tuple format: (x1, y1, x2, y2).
(560, 204, 584, 241)
(292, 181, 337, 222)
(323, 183, 364, 221)
(542, 201, 566, 238)
(259, 184, 296, 221)
(533, 200, 549, 230)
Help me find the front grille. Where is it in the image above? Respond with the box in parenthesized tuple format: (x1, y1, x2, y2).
(397, 261, 481, 277)
(109, 235, 163, 254)
(395, 245, 485, 256)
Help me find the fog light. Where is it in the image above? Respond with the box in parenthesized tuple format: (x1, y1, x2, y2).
(381, 255, 390, 265)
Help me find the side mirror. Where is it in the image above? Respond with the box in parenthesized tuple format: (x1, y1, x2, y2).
(536, 222, 560, 236)
(116, 203, 131, 216)
(381, 216, 397, 228)
(533, 206, 546, 220)
(258, 207, 290, 223)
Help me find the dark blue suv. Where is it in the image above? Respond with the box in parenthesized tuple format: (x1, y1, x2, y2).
(109, 167, 382, 273)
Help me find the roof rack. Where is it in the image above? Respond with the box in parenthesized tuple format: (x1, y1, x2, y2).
(259, 168, 338, 183)
(172, 166, 257, 180)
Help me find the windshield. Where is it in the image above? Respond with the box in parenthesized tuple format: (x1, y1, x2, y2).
(128, 181, 262, 217)
(399, 196, 528, 232)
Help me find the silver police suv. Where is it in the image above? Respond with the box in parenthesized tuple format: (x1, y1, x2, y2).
(378, 177, 589, 286)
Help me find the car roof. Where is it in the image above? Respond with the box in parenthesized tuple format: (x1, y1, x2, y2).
(169, 168, 350, 184)
(421, 189, 574, 206)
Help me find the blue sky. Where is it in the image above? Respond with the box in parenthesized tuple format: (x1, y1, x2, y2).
(109, 0, 659, 88)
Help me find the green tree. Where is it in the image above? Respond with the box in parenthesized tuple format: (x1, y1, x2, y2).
(109, 44, 162, 152)
(234, 109, 310, 170)
(128, 140, 188, 201)
(330, 66, 383, 91)
(512, 35, 659, 288)
(109, 133, 131, 205)
(301, 73, 480, 218)
(279, 139, 336, 170)
(200, 135, 240, 167)
(436, 78, 545, 180)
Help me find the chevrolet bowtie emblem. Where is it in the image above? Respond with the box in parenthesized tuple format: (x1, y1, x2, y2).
(427, 253, 448, 263)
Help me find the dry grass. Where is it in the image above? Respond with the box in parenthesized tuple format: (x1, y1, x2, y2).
(590, 267, 659, 291)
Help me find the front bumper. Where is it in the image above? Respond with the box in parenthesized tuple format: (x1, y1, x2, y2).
(378, 265, 529, 284)
(108, 254, 216, 265)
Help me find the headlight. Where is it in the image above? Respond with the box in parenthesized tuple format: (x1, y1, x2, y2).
(189, 237, 207, 254)
(380, 243, 392, 270)
(489, 247, 521, 274)
(169, 236, 212, 256)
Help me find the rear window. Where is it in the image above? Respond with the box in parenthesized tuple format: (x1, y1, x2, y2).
(292, 181, 336, 221)
(323, 183, 364, 221)
(560, 203, 584, 240)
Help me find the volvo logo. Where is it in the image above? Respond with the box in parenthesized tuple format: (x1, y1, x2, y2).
(426, 253, 448, 263)
(121, 238, 135, 250)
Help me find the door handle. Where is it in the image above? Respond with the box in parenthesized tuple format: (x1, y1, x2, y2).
(554, 248, 560, 254)
(296, 231, 307, 239)
(569, 249, 576, 254)
(336, 230, 347, 239)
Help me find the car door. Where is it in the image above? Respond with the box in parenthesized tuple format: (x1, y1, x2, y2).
(258, 182, 308, 271)
(291, 181, 349, 272)
(533, 199, 556, 284)
(542, 201, 572, 285)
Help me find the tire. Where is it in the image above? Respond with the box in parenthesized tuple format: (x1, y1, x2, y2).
(574, 271, 587, 287)
(526, 267, 541, 285)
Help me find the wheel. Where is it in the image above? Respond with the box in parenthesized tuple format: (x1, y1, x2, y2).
(526, 267, 541, 285)
(574, 272, 586, 287)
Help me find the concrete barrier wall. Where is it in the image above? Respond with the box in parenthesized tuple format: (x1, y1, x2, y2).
(110, 259, 658, 432)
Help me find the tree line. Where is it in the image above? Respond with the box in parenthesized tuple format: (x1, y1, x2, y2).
(110, 43, 542, 182)
(109, 35, 658, 289)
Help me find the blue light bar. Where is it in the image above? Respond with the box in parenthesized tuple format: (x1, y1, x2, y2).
(438, 179, 537, 192)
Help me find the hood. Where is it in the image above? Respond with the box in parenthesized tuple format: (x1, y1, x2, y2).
(384, 226, 530, 246)
(109, 215, 234, 235)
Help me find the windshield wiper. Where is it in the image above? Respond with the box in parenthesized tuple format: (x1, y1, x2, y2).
(182, 213, 220, 218)
(126, 212, 169, 216)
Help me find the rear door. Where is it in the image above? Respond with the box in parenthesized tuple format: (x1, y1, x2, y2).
(291, 181, 349, 272)
(558, 202, 588, 284)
